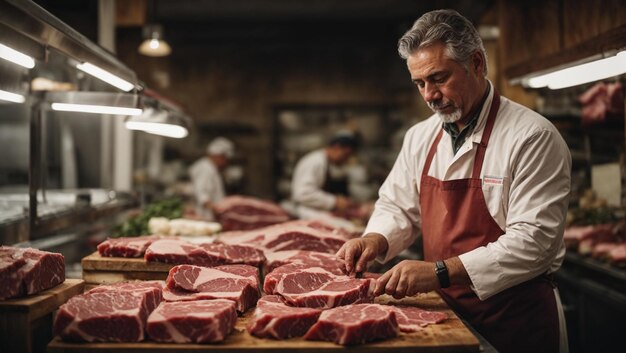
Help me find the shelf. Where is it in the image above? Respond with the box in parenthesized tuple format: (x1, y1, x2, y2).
(0, 193, 136, 245)
(506, 23, 626, 82)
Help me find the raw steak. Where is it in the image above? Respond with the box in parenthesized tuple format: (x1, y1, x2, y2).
(147, 299, 237, 343)
(304, 303, 399, 345)
(54, 281, 163, 342)
(264, 250, 345, 274)
(609, 243, 626, 264)
(145, 239, 213, 265)
(214, 195, 290, 231)
(163, 264, 260, 312)
(199, 243, 266, 266)
(0, 251, 26, 300)
(591, 242, 619, 259)
(18, 248, 65, 295)
(563, 224, 616, 250)
(264, 264, 373, 309)
(263, 263, 344, 294)
(145, 239, 265, 267)
(218, 219, 353, 254)
(247, 295, 321, 339)
(389, 306, 448, 332)
(0, 246, 65, 300)
(97, 235, 162, 257)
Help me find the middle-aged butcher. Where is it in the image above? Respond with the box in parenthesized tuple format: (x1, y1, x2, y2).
(337, 9, 571, 353)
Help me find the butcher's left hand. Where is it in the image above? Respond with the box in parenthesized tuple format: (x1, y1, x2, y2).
(374, 260, 439, 299)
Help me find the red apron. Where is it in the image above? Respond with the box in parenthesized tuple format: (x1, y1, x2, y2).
(420, 93, 560, 353)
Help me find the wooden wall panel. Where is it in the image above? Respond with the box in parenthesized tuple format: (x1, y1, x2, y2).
(563, 0, 626, 49)
(116, 23, 425, 197)
(498, 0, 561, 69)
(500, 0, 626, 79)
(115, 0, 146, 27)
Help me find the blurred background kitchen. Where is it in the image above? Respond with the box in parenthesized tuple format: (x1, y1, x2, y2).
(0, 1, 625, 352)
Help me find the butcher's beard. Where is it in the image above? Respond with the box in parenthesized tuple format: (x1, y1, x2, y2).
(428, 101, 463, 123)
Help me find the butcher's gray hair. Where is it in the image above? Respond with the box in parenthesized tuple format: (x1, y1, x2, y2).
(398, 9, 488, 76)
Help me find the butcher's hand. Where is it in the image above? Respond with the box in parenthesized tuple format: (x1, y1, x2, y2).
(334, 196, 351, 212)
(336, 233, 388, 275)
(374, 260, 438, 299)
(374, 257, 470, 299)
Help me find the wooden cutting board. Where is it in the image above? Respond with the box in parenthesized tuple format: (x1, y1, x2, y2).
(46, 292, 479, 353)
(81, 252, 174, 285)
(1, 278, 84, 353)
(82, 252, 175, 272)
(0, 278, 85, 317)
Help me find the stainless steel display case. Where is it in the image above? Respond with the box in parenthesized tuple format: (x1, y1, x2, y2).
(0, 0, 141, 243)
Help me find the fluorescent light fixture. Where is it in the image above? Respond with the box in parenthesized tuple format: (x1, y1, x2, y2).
(125, 121, 188, 138)
(0, 43, 35, 69)
(525, 50, 626, 89)
(76, 62, 135, 92)
(51, 103, 142, 116)
(0, 89, 25, 103)
(125, 107, 189, 138)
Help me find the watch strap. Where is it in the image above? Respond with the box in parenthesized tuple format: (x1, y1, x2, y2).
(435, 260, 450, 288)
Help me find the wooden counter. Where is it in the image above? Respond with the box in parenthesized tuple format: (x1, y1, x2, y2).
(47, 291, 479, 353)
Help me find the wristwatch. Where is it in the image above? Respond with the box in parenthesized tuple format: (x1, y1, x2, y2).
(435, 260, 450, 288)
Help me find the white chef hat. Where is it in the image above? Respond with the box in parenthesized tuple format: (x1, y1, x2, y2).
(207, 137, 235, 158)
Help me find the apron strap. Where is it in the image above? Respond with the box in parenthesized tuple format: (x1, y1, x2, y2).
(422, 129, 444, 178)
(471, 92, 501, 179)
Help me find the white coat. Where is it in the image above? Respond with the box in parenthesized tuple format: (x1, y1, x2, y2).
(291, 149, 337, 211)
(365, 84, 571, 352)
(189, 158, 225, 216)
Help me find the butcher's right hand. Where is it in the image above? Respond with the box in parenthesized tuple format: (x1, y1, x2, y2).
(336, 233, 388, 275)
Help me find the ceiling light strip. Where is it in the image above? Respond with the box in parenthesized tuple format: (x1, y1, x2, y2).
(0, 43, 35, 69)
(51, 103, 142, 116)
(125, 121, 188, 138)
(0, 89, 25, 103)
(76, 62, 135, 92)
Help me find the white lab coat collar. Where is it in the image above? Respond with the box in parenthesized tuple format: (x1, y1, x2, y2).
(469, 80, 496, 145)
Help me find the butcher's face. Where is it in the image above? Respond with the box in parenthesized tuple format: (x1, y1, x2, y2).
(407, 42, 484, 124)
(328, 146, 353, 165)
(212, 155, 229, 170)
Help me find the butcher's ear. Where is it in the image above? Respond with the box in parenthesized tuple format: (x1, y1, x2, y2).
(471, 51, 485, 75)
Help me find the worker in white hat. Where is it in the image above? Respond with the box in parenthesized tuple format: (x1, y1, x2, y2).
(189, 137, 235, 218)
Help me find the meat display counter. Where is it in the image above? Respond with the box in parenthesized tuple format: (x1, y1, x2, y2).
(555, 252, 626, 353)
(0, 189, 135, 245)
